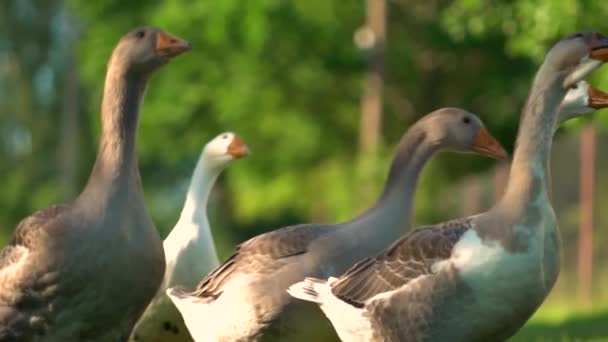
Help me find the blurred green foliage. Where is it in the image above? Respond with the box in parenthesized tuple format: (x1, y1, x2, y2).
(442, 0, 608, 127)
(63, 0, 536, 240)
(1, 0, 538, 247)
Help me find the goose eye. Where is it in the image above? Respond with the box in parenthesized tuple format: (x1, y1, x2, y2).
(568, 32, 583, 39)
(570, 83, 579, 90)
(222, 135, 228, 139)
(462, 117, 471, 124)
(136, 30, 145, 39)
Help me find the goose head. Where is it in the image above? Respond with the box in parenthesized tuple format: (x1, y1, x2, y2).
(203, 132, 250, 167)
(542, 31, 608, 88)
(559, 81, 608, 122)
(111, 26, 191, 74)
(422, 107, 507, 159)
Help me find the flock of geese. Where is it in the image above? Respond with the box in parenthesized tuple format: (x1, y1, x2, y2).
(0, 26, 608, 342)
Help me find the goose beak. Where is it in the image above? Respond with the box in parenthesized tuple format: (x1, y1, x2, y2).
(590, 33, 608, 62)
(156, 31, 192, 58)
(227, 135, 250, 158)
(473, 128, 508, 160)
(565, 33, 608, 88)
(589, 85, 608, 109)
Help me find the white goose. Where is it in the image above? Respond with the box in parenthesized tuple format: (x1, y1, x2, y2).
(559, 80, 608, 121)
(130, 133, 249, 341)
(167, 108, 507, 341)
(287, 32, 608, 342)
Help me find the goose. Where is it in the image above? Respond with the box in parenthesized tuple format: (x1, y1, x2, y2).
(287, 32, 608, 342)
(130, 132, 250, 342)
(0, 27, 191, 340)
(166, 107, 507, 341)
(559, 80, 608, 121)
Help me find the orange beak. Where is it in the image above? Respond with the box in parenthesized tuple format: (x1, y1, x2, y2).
(472, 127, 508, 160)
(227, 135, 250, 158)
(589, 32, 608, 62)
(588, 85, 608, 109)
(155, 31, 192, 58)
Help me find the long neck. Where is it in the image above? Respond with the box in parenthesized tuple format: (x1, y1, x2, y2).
(501, 67, 566, 206)
(357, 126, 438, 229)
(79, 61, 148, 201)
(180, 155, 224, 222)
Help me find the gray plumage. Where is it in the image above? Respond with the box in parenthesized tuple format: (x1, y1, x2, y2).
(0, 27, 190, 341)
(288, 31, 608, 342)
(168, 108, 507, 341)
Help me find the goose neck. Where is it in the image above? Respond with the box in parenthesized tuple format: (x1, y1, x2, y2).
(501, 70, 566, 206)
(80, 63, 149, 201)
(180, 156, 224, 221)
(372, 126, 437, 225)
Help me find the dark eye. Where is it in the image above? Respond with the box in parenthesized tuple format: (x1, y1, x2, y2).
(570, 32, 584, 39)
(570, 83, 579, 90)
(462, 116, 471, 124)
(136, 30, 145, 39)
(222, 135, 228, 139)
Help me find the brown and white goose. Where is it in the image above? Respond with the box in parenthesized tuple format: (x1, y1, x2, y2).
(0, 27, 190, 340)
(287, 32, 608, 342)
(167, 108, 507, 341)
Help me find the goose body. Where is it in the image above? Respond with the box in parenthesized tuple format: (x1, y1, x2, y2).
(288, 32, 608, 342)
(290, 215, 556, 342)
(0, 27, 191, 340)
(130, 133, 249, 342)
(167, 108, 507, 341)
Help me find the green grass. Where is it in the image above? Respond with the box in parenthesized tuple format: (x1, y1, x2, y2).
(511, 305, 608, 341)
(289, 302, 608, 342)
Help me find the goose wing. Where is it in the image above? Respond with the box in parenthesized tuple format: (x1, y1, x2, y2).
(330, 218, 472, 307)
(0, 204, 70, 339)
(190, 223, 333, 300)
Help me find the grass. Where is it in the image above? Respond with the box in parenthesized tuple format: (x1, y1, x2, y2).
(289, 301, 608, 342)
(511, 304, 608, 341)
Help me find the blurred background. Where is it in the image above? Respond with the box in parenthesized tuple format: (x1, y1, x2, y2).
(1, 0, 608, 340)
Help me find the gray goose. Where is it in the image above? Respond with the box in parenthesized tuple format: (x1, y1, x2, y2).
(167, 108, 507, 341)
(130, 133, 249, 342)
(287, 32, 608, 342)
(0, 27, 190, 340)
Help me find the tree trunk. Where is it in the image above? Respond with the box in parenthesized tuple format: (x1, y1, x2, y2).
(493, 162, 509, 203)
(59, 50, 80, 200)
(359, 0, 386, 155)
(577, 124, 595, 307)
(462, 178, 481, 216)
(357, 0, 386, 206)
